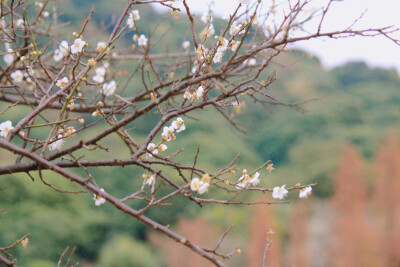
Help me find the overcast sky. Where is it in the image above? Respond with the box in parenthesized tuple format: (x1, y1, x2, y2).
(155, 0, 400, 73)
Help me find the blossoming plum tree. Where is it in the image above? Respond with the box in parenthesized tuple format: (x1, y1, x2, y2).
(0, 0, 398, 266)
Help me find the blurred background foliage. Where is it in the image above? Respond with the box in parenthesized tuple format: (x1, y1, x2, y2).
(1, 0, 400, 266)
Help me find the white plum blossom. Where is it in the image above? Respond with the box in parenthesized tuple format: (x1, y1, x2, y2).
(158, 144, 168, 151)
(190, 178, 200, 191)
(191, 178, 210, 195)
(171, 117, 185, 132)
(183, 91, 192, 100)
(127, 10, 140, 28)
(204, 24, 215, 37)
(146, 142, 158, 157)
(24, 73, 34, 90)
(161, 126, 175, 141)
(213, 47, 226, 63)
(95, 66, 107, 77)
(194, 86, 204, 99)
(70, 38, 86, 54)
(198, 181, 210, 194)
(11, 70, 23, 83)
(59, 40, 69, 55)
(54, 41, 69, 61)
(243, 58, 256, 66)
(249, 172, 260, 186)
(213, 38, 228, 63)
(131, 10, 140, 20)
(48, 135, 64, 151)
(236, 170, 260, 189)
(235, 175, 248, 189)
(201, 12, 213, 24)
(42, 11, 49, 17)
(138, 34, 148, 47)
(3, 54, 14, 66)
(236, 169, 250, 189)
(101, 80, 117, 96)
(299, 186, 312, 199)
(96, 41, 106, 52)
(272, 184, 288, 200)
(93, 65, 107, 83)
(16, 18, 24, 28)
(93, 75, 104, 83)
(0, 120, 14, 137)
(53, 49, 64, 62)
(182, 40, 190, 50)
(56, 77, 69, 88)
(93, 188, 106, 206)
(231, 41, 240, 51)
(145, 174, 155, 186)
(230, 21, 244, 36)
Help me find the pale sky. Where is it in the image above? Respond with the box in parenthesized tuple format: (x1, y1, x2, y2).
(155, 0, 400, 73)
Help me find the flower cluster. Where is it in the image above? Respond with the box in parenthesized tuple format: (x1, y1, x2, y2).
(199, 8, 215, 39)
(93, 188, 106, 206)
(190, 174, 211, 195)
(100, 80, 117, 96)
(235, 169, 260, 189)
(127, 10, 140, 28)
(183, 86, 204, 101)
(271, 184, 313, 200)
(146, 142, 167, 157)
(213, 37, 228, 63)
(53, 40, 69, 62)
(92, 62, 109, 83)
(3, 43, 14, 66)
(161, 117, 186, 141)
(48, 135, 64, 151)
(230, 21, 246, 36)
(145, 118, 185, 158)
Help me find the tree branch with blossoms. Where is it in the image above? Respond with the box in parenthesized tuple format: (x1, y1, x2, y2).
(0, 0, 398, 265)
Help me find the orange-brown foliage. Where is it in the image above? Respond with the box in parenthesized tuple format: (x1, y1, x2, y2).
(330, 144, 376, 267)
(247, 200, 282, 267)
(372, 134, 400, 266)
(288, 202, 311, 267)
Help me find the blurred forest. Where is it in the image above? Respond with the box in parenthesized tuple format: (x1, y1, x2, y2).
(1, 1, 400, 266)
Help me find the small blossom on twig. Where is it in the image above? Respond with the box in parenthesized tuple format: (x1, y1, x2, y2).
(11, 70, 23, 83)
(272, 184, 288, 199)
(0, 120, 14, 137)
(71, 38, 86, 54)
(138, 34, 148, 47)
(101, 80, 117, 96)
(48, 135, 64, 151)
(182, 40, 190, 49)
(56, 77, 69, 88)
(299, 186, 312, 199)
(93, 188, 106, 206)
(127, 10, 140, 28)
(147, 143, 158, 157)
